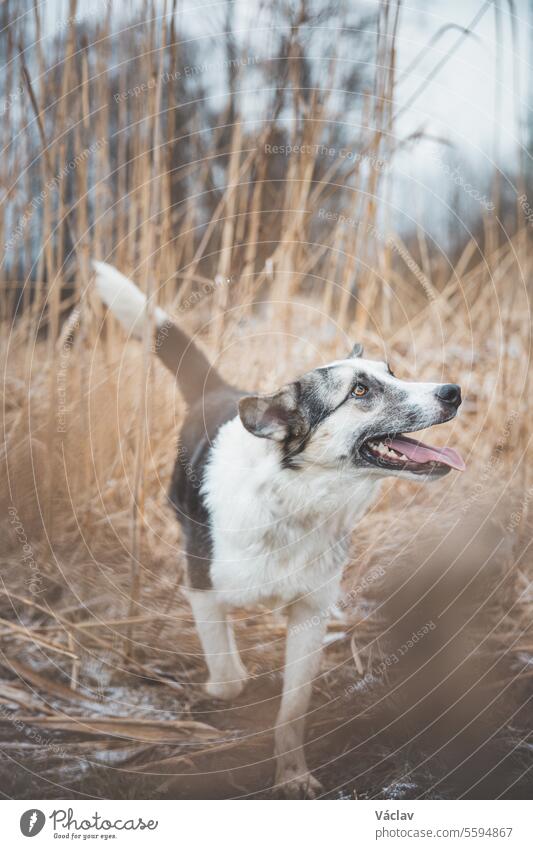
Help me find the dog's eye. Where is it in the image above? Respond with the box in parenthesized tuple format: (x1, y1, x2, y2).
(351, 383, 368, 398)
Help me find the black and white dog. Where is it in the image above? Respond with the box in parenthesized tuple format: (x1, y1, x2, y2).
(93, 261, 464, 798)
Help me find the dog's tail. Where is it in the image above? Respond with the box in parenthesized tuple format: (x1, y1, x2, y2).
(92, 261, 226, 403)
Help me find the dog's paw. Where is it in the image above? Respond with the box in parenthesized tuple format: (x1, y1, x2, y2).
(204, 677, 246, 701)
(275, 768, 323, 799)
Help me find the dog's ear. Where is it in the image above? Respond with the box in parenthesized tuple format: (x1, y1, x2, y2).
(238, 383, 308, 442)
(348, 342, 364, 358)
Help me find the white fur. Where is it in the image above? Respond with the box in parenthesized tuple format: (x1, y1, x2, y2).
(92, 260, 168, 338)
(187, 589, 248, 700)
(202, 415, 381, 611)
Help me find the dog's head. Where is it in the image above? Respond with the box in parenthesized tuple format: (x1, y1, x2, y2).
(238, 344, 465, 480)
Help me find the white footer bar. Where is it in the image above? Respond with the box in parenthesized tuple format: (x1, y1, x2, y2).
(4, 799, 529, 848)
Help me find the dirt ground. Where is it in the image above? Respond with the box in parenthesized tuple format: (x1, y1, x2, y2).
(2, 505, 531, 800)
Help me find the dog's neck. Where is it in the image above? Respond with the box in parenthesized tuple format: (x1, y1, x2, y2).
(205, 416, 381, 528)
(202, 415, 381, 608)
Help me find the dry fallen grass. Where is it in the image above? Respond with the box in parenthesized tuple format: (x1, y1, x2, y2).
(0, 1, 531, 798)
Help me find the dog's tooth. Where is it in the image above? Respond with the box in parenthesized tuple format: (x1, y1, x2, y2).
(400, 453, 408, 461)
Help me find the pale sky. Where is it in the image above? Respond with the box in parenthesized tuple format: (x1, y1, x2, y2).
(16, 0, 533, 239)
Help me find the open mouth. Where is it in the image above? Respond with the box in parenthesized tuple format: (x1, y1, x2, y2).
(360, 434, 465, 476)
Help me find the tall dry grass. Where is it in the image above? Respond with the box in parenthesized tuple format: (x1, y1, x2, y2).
(0, 0, 531, 798)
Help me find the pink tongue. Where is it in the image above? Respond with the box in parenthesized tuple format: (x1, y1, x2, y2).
(386, 437, 465, 471)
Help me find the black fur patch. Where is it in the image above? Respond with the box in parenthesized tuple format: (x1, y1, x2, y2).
(280, 370, 349, 468)
(156, 322, 227, 403)
(280, 380, 318, 468)
(168, 386, 244, 589)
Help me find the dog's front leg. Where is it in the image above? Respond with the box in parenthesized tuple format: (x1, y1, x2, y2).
(274, 598, 327, 798)
(188, 589, 248, 701)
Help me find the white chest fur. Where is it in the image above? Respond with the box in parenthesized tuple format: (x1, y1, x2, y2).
(201, 417, 380, 609)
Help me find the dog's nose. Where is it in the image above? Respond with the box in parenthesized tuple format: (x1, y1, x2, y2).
(435, 383, 462, 408)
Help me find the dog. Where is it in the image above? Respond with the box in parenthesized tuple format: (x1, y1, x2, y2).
(93, 261, 464, 798)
